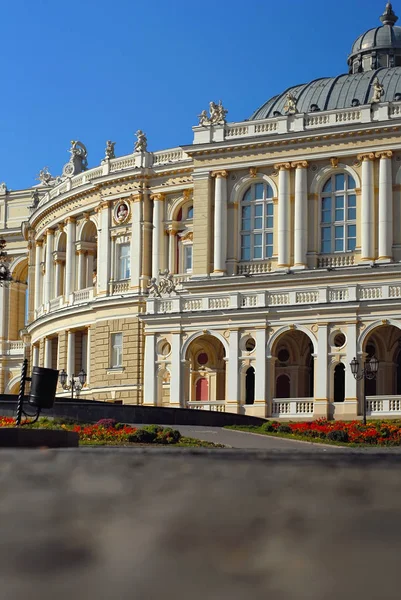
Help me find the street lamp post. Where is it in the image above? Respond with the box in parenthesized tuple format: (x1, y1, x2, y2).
(59, 369, 87, 400)
(350, 356, 379, 426)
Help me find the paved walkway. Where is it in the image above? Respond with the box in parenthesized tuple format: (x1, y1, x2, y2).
(166, 425, 401, 453)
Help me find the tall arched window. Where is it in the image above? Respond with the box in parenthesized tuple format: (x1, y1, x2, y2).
(321, 173, 356, 254)
(240, 182, 274, 261)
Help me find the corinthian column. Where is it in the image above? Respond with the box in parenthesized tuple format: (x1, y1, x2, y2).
(65, 217, 76, 297)
(34, 240, 43, 310)
(168, 228, 178, 274)
(358, 153, 375, 261)
(44, 229, 54, 304)
(292, 161, 309, 268)
(376, 150, 393, 261)
(151, 193, 165, 278)
(130, 194, 142, 291)
(97, 202, 110, 295)
(275, 163, 291, 268)
(212, 170, 228, 274)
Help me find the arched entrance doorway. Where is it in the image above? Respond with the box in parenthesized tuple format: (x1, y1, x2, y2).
(272, 330, 314, 399)
(185, 334, 226, 407)
(245, 367, 255, 405)
(363, 324, 401, 397)
(334, 363, 345, 403)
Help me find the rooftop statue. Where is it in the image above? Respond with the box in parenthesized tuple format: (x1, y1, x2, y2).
(198, 101, 228, 126)
(284, 92, 298, 115)
(38, 166, 54, 186)
(147, 277, 161, 298)
(30, 188, 40, 210)
(105, 140, 116, 160)
(62, 140, 88, 177)
(134, 130, 148, 153)
(158, 269, 176, 296)
(0, 182, 7, 194)
(370, 78, 385, 103)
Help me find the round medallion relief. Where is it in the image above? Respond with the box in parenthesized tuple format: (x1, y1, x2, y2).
(115, 201, 130, 223)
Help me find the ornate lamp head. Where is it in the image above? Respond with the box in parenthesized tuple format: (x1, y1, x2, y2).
(78, 369, 87, 386)
(59, 369, 68, 388)
(350, 357, 359, 376)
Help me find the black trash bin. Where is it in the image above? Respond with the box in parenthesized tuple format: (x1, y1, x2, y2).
(29, 367, 59, 409)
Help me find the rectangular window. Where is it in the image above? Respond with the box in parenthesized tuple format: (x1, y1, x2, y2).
(111, 333, 123, 368)
(347, 225, 356, 251)
(335, 196, 344, 221)
(242, 206, 251, 231)
(322, 197, 331, 223)
(184, 245, 193, 272)
(321, 227, 331, 254)
(117, 243, 131, 280)
(335, 174, 345, 191)
(241, 234, 251, 261)
(265, 232, 273, 258)
(254, 183, 264, 199)
(254, 204, 263, 229)
(253, 233, 263, 259)
(266, 203, 274, 229)
(335, 226, 344, 252)
(348, 194, 356, 220)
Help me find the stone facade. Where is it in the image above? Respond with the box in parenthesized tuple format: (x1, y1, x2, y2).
(2, 7, 401, 418)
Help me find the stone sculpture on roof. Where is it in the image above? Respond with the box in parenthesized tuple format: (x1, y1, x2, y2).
(370, 78, 385, 103)
(284, 92, 298, 115)
(105, 140, 116, 160)
(134, 130, 148, 153)
(62, 140, 88, 177)
(38, 166, 54, 186)
(198, 101, 228, 126)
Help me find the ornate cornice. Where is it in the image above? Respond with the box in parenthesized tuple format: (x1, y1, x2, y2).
(375, 150, 393, 159)
(357, 153, 375, 161)
(291, 160, 309, 169)
(211, 170, 228, 178)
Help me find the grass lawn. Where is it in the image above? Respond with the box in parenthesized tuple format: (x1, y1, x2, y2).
(225, 419, 401, 447)
(0, 417, 225, 448)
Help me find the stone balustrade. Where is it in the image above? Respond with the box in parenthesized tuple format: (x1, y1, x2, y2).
(272, 399, 314, 418)
(187, 402, 225, 412)
(193, 101, 401, 144)
(366, 396, 401, 416)
(7, 341, 24, 356)
(146, 281, 401, 315)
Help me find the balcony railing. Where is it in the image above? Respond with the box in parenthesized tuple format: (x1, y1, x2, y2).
(147, 281, 401, 315)
(366, 396, 401, 416)
(272, 399, 314, 418)
(194, 102, 401, 144)
(187, 402, 225, 412)
(7, 341, 24, 355)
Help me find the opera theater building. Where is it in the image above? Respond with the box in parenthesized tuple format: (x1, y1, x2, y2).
(3, 4, 401, 421)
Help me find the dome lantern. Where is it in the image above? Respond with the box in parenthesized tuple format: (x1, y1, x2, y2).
(380, 3, 398, 26)
(348, 3, 401, 74)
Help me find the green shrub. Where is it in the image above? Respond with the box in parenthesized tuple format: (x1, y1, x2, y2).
(128, 429, 156, 443)
(327, 429, 349, 443)
(277, 424, 292, 434)
(142, 425, 164, 435)
(261, 421, 276, 433)
(156, 427, 181, 444)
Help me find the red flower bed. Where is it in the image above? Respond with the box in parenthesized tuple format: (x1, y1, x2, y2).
(265, 419, 401, 445)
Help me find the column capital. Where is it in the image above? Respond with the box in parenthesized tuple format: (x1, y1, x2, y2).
(274, 162, 291, 171)
(35, 239, 43, 247)
(130, 193, 142, 203)
(45, 228, 55, 236)
(57, 223, 64, 232)
(167, 228, 178, 237)
(150, 193, 166, 201)
(211, 170, 228, 179)
(375, 150, 393, 159)
(357, 152, 375, 162)
(64, 216, 76, 225)
(291, 160, 309, 169)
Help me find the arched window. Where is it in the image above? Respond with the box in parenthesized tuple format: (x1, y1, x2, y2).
(187, 206, 193, 219)
(334, 363, 345, 403)
(240, 182, 274, 261)
(321, 173, 356, 254)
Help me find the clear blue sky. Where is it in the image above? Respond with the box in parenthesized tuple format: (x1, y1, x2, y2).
(0, 0, 390, 189)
